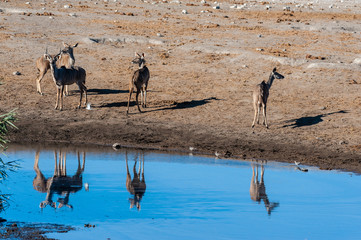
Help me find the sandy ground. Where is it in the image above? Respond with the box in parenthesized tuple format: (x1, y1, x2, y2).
(0, 0, 361, 174)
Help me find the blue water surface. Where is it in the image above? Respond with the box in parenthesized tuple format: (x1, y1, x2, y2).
(1, 144, 360, 240)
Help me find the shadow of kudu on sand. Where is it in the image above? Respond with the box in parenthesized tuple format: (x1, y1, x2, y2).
(282, 110, 348, 128)
(100, 97, 220, 113)
(145, 97, 220, 113)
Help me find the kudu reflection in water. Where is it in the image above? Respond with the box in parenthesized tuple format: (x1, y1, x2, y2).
(250, 161, 279, 215)
(126, 152, 146, 211)
(33, 150, 85, 209)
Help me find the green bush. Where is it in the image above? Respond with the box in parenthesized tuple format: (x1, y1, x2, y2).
(0, 110, 18, 212)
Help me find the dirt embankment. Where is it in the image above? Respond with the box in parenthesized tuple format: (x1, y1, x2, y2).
(0, 0, 360, 173)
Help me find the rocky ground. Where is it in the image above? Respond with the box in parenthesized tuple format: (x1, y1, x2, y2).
(0, 0, 361, 178)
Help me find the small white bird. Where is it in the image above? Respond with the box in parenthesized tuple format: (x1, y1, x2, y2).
(84, 183, 89, 191)
(294, 161, 300, 166)
(215, 151, 221, 158)
(189, 147, 196, 151)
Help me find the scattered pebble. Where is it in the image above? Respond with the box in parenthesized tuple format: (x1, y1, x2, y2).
(13, 71, 21, 76)
(84, 223, 95, 228)
(181, 9, 188, 14)
(112, 143, 121, 150)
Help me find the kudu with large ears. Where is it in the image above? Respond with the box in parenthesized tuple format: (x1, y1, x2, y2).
(252, 67, 284, 128)
(126, 52, 150, 114)
(35, 43, 78, 95)
(45, 50, 87, 111)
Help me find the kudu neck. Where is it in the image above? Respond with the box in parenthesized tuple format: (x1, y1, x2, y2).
(266, 73, 275, 88)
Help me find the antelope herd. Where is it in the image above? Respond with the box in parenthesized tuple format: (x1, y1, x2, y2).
(35, 42, 285, 127)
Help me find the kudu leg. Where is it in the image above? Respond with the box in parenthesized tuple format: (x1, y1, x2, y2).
(60, 85, 65, 111)
(263, 106, 268, 128)
(36, 70, 47, 95)
(136, 90, 142, 113)
(143, 89, 147, 108)
(83, 84, 88, 107)
(55, 87, 61, 110)
(78, 86, 83, 109)
(252, 109, 257, 128)
(126, 88, 134, 114)
(256, 105, 261, 124)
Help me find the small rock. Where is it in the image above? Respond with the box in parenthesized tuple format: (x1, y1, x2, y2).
(84, 223, 95, 228)
(339, 140, 347, 145)
(352, 58, 361, 65)
(157, 33, 164, 37)
(181, 9, 188, 14)
(13, 71, 21, 75)
(213, 5, 220, 9)
(112, 143, 121, 150)
(283, 6, 291, 11)
(224, 151, 232, 158)
(256, 48, 264, 52)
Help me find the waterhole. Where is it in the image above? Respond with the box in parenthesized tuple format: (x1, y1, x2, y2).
(1, 144, 360, 239)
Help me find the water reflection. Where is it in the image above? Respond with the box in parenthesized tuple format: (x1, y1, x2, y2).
(125, 151, 146, 211)
(250, 160, 279, 215)
(33, 150, 86, 209)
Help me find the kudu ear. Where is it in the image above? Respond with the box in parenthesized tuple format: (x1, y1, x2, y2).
(272, 67, 277, 72)
(73, 43, 78, 48)
(142, 53, 145, 57)
(135, 52, 141, 57)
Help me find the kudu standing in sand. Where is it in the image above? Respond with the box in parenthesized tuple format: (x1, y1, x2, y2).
(126, 52, 150, 114)
(35, 42, 78, 95)
(125, 152, 146, 211)
(33, 150, 86, 209)
(249, 161, 279, 215)
(45, 50, 87, 110)
(252, 67, 284, 128)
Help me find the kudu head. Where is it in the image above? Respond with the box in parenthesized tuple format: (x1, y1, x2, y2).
(62, 42, 78, 57)
(271, 67, 285, 80)
(44, 48, 61, 65)
(132, 52, 146, 69)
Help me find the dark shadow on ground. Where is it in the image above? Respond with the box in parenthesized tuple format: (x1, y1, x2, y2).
(282, 110, 348, 128)
(145, 97, 220, 113)
(87, 88, 128, 95)
(99, 102, 130, 108)
(99, 97, 220, 111)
